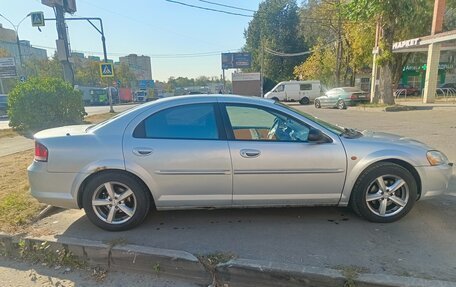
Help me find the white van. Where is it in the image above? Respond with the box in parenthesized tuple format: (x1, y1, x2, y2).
(264, 80, 322, 104)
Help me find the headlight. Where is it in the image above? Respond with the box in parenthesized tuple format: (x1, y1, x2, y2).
(426, 150, 449, 166)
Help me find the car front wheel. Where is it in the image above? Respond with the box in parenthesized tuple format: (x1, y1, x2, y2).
(299, 97, 310, 105)
(314, 99, 321, 108)
(351, 162, 417, 223)
(82, 172, 151, 231)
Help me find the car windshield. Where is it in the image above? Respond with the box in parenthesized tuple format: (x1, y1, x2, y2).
(275, 102, 345, 135)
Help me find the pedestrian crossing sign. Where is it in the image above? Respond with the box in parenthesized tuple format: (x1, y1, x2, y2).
(100, 63, 114, 78)
(31, 12, 45, 27)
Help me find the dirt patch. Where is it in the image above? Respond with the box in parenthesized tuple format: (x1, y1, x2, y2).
(0, 150, 44, 233)
(0, 129, 19, 139)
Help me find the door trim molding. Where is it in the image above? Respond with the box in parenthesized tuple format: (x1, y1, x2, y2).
(233, 168, 344, 175)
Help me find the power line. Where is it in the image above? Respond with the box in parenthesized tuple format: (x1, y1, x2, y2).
(33, 44, 241, 58)
(264, 39, 337, 57)
(165, 0, 253, 17)
(197, 0, 256, 13)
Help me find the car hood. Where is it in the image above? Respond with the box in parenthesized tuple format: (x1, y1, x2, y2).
(358, 130, 431, 149)
(34, 124, 92, 139)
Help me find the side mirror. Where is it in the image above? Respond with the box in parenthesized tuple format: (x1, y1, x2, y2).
(308, 129, 325, 142)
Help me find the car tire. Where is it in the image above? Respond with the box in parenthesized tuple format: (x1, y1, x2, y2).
(337, 100, 347, 110)
(82, 171, 151, 231)
(350, 162, 417, 223)
(299, 97, 310, 105)
(314, 100, 321, 108)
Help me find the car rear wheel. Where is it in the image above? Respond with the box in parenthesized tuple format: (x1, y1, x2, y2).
(299, 97, 310, 105)
(350, 162, 417, 223)
(337, 100, 347, 110)
(314, 99, 321, 108)
(82, 172, 151, 231)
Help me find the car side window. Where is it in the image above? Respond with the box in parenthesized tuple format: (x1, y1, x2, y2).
(275, 85, 284, 92)
(225, 105, 310, 142)
(300, 84, 312, 90)
(134, 104, 219, 140)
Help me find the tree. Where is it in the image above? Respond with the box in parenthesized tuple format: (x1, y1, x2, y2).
(293, 40, 336, 86)
(24, 53, 63, 80)
(345, 0, 433, 104)
(244, 0, 307, 85)
(8, 77, 85, 133)
(294, 12, 375, 87)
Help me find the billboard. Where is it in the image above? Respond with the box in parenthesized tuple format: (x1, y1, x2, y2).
(221, 52, 252, 69)
(0, 57, 17, 78)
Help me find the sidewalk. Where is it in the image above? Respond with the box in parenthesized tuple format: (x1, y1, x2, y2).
(0, 136, 33, 157)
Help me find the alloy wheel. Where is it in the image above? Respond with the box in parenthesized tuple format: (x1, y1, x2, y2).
(365, 175, 409, 217)
(91, 181, 137, 224)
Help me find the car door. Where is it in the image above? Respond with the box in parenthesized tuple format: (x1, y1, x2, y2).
(220, 103, 347, 206)
(123, 102, 233, 209)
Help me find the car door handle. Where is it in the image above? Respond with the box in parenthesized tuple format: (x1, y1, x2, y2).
(132, 148, 153, 156)
(240, 149, 261, 158)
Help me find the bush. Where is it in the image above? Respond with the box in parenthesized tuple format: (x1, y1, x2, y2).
(8, 77, 85, 132)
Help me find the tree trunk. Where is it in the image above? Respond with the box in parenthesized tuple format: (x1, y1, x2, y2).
(378, 25, 395, 105)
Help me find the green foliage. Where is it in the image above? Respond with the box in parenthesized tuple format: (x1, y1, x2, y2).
(24, 53, 64, 80)
(8, 77, 85, 132)
(244, 0, 307, 83)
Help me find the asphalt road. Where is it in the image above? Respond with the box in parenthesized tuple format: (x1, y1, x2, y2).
(30, 103, 456, 282)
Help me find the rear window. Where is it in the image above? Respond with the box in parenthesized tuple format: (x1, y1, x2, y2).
(341, 87, 363, 93)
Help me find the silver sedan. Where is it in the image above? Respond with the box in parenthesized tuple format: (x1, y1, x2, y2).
(28, 95, 453, 230)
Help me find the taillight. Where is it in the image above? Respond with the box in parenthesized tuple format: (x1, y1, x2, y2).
(35, 142, 48, 162)
(350, 94, 358, 99)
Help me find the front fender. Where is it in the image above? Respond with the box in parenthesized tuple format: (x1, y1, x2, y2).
(339, 149, 422, 206)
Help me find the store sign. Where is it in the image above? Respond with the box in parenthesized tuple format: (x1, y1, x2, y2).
(392, 38, 421, 50)
(402, 63, 454, 71)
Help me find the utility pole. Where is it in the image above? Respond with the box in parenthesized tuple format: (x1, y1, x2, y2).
(0, 13, 31, 77)
(54, 5, 74, 85)
(370, 20, 381, 103)
(260, 39, 265, 97)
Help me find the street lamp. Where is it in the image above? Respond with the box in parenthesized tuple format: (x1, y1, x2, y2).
(0, 13, 31, 71)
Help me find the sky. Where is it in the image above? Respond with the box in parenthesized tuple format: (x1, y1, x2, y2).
(1, 0, 262, 81)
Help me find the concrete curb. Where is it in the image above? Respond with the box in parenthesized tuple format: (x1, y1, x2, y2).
(216, 258, 456, 287)
(0, 233, 455, 287)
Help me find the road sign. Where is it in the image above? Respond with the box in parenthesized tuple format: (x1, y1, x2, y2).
(100, 63, 114, 78)
(221, 52, 252, 69)
(0, 57, 17, 78)
(138, 80, 154, 90)
(31, 12, 45, 27)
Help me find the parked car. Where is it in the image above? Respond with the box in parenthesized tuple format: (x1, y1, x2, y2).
(28, 95, 453, 231)
(264, 80, 322, 105)
(314, 87, 369, 109)
(396, 84, 420, 96)
(0, 94, 8, 116)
